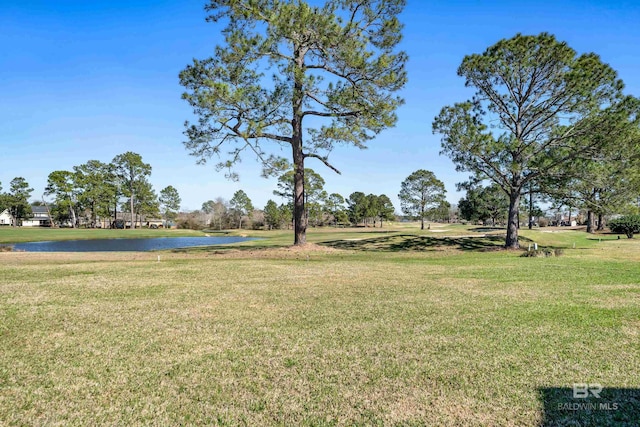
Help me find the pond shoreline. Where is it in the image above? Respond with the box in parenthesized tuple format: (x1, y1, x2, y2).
(9, 236, 257, 252)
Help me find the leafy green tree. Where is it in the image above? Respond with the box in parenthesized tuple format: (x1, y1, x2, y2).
(159, 186, 182, 226)
(74, 160, 115, 228)
(376, 194, 396, 227)
(364, 194, 380, 227)
(263, 199, 281, 230)
(458, 195, 478, 224)
(325, 193, 348, 226)
(458, 183, 508, 226)
(433, 33, 633, 248)
(362, 194, 395, 227)
(229, 190, 254, 229)
(432, 200, 451, 223)
(45, 170, 80, 227)
(482, 186, 509, 226)
(111, 152, 152, 229)
(609, 215, 640, 238)
(308, 190, 327, 227)
(7, 177, 33, 227)
(132, 179, 159, 227)
(202, 197, 230, 230)
(201, 200, 215, 215)
(398, 170, 446, 230)
(347, 192, 367, 225)
(278, 203, 293, 230)
(180, 0, 407, 245)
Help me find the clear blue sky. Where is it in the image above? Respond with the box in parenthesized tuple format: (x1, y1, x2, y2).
(2, 0, 639, 212)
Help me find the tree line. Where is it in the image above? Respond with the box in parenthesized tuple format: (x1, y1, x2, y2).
(0, 152, 181, 228)
(457, 175, 640, 233)
(182, 168, 450, 231)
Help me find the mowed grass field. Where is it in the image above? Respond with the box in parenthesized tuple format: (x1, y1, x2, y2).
(1, 224, 639, 425)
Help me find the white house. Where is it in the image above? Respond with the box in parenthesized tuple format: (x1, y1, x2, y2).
(21, 206, 52, 227)
(0, 209, 12, 226)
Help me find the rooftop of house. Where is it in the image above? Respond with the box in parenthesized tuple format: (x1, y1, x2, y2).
(31, 205, 49, 214)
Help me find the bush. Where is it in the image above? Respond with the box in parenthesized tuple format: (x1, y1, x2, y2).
(538, 218, 549, 227)
(177, 217, 202, 230)
(608, 215, 640, 238)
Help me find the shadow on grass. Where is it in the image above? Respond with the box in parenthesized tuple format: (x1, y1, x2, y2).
(320, 234, 531, 252)
(539, 387, 640, 426)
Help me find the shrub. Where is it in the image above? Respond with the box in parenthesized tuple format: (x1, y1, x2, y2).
(538, 218, 549, 227)
(608, 215, 640, 238)
(177, 217, 202, 230)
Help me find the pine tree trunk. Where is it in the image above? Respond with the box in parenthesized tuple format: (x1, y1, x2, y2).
(506, 190, 521, 249)
(292, 146, 306, 245)
(597, 213, 604, 231)
(587, 210, 595, 233)
(528, 188, 533, 230)
(292, 43, 306, 246)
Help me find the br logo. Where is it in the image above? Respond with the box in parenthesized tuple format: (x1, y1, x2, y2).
(573, 383, 603, 399)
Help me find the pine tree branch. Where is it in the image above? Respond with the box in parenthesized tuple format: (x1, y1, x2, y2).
(303, 153, 341, 174)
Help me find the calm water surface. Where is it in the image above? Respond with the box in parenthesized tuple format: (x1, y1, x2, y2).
(12, 236, 256, 252)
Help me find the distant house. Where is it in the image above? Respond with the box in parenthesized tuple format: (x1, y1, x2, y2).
(22, 205, 52, 227)
(96, 212, 164, 229)
(0, 209, 12, 226)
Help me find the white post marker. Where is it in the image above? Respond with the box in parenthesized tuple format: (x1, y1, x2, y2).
(157, 255, 160, 263)
(534, 243, 538, 250)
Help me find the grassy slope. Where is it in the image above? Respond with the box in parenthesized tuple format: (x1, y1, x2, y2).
(1, 224, 639, 425)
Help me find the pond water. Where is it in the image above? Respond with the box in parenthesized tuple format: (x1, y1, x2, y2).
(11, 236, 257, 252)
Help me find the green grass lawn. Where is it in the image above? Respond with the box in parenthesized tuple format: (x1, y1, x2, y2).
(1, 225, 639, 425)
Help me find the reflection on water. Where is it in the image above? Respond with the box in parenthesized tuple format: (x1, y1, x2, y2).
(12, 236, 256, 252)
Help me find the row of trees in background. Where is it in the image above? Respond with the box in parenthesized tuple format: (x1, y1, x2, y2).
(194, 190, 396, 231)
(1, 152, 181, 228)
(185, 168, 451, 231)
(45, 152, 181, 228)
(193, 176, 398, 231)
(457, 173, 640, 232)
(3, 161, 453, 231)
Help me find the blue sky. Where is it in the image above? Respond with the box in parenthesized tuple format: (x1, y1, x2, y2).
(2, 0, 639, 212)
